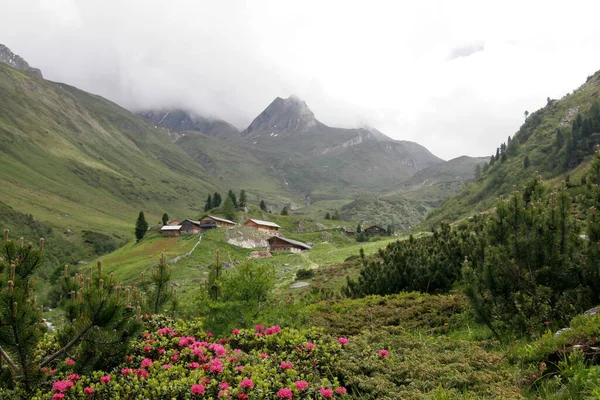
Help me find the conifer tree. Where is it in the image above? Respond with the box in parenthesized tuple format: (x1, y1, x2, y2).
(260, 200, 267, 211)
(135, 211, 148, 242)
(161, 213, 169, 226)
(222, 196, 236, 220)
(523, 155, 530, 169)
(205, 195, 213, 211)
(357, 223, 361, 233)
(213, 192, 222, 208)
(141, 253, 176, 314)
(281, 206, 289, 216)
(325, 212, 331, 220)
(228, 190, 237, 208)
(238, 190, 247, 208)
(332, 210, 341, 220)
(0, 231, 141, 391)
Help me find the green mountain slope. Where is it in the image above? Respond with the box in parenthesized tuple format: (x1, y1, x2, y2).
(0, 62, 224, 236)
(427, 69, 600, 226)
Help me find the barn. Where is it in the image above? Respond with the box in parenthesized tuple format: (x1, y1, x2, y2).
(244, 219, 281, 233)
(199, 215, 236, 231)
(180, 219, 201, 235)
(267, 236, 311, 253)
(161, 225, 182, 237)
(364, 225, 387, 236)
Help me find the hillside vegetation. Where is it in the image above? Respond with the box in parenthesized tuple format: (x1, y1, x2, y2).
(427, 69, 600, 226)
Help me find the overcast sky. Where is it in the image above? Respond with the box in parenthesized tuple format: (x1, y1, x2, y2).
(2, 0, 600, 160)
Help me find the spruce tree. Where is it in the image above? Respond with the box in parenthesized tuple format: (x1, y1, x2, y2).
(523, 155, 530, 169)
(260, 200, 267, 211)
(161, 213, 169, 226)
(325, 212, 331, 220)
(228, 190, 237, 208)
(222, 196, 236, 221)
(239, 190, 247, 208)
(135, 211, 148, 242)
(332, 210, 341, 220)
(205, 195, 213, 212)
(281, 206, 289, 216)
(213, 192, 222, 208)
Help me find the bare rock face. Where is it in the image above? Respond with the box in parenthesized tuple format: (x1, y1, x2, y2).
(0, 44, 43, 78)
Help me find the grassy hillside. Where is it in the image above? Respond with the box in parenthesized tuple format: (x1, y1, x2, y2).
(427, 69, 600, 226)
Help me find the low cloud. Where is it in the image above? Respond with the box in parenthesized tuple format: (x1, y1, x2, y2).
(447, 41, 485, 60)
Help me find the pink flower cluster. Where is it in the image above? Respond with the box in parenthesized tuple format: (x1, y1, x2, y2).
(378, 349, 389, 358)
(277, 388, 293, 399)
(280, 361, 293, 370)
(190, 384, 205, 395)
(265, 325, 281, 335)
(338, 337, 349, 345)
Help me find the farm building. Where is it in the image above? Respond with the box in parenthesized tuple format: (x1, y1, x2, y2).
(161, 225, 182, 237)
(180, 219, 202, 235)
(364, 225, 387, 236)
(167, 219, 181, 226)
(244, 219, 281, 233)
(267, 236, 311, 253)
(198, 215, 236, 232)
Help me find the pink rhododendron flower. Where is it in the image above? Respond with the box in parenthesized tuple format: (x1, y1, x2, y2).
(265, 325, 281, 335)
(218, 389, 230, 397)
(210, 357, 223, 373)
(84, 387, 94, 396)
(280, 361, 293, 370)
(157, 327, 173, 335)
(193, 348, 204, 356)
(171, 355, 179, 362)
(137, 369, 149, 379)
(236, 365, 244, 372)
(295, 380, 308, 391)
(219, 382, 230, 390)
(306, 342, 315, 350)
(188, 362, 200, 369)
(52, 380, 74, 393)
(158, 348, 165, 355)
(140, 358, 153, 368)
(234, 348, 242, 353)
(260, 352, 269, 358)
(191, 384, 205, 395)
(277, 388, 293, 399)
(335, 386, 347, 394)
(121, 368, 132, 376)
(238, 394, 249, 400)
(206, 332, 213, 338)
(255, 332, 263, 338)
(144, 346, 151, 352)
(52, 394, 65, 400)
(254, 324, 264, 332)
(320, 388, 334, 398)
(378, 349, 389, 358)
(210, 343, 226, 357)
(338, 337, 349, 345)
(100, 375, 111, 384)
(65, 358, 75, 366)
(67, 374, 80, 382)
(240, 378, 254, 389)
(162, 364, 171, 369)
(232, 328, 240, 335)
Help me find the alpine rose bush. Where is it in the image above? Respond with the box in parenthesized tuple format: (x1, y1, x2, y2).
(32, 315, 350, 400)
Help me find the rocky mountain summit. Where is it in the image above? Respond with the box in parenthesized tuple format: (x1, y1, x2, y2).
(0, 44, 43, 78)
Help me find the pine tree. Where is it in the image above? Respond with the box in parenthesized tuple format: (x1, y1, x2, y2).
(0, 231, 142, 390)
(523, 155, 530, 169)
(205, 195, 213, 211)
(281, 206, 289, 216)
(357, 223, 362, 233)
(332, 210, 341, 220)
(228, 190, 237, 208)
(135, 211, 149, 242)
(213, 192, 222, 208)
(161, 213, 169, 226)
(141, 253, 176, 314)
(325, 212, 331, 220)
(222, 196, 236, 220)
(238, 190, 247, 208)
(260, 200, 267, 211)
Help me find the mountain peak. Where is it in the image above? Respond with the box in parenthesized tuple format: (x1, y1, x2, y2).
(242, 95, 316, 136)
(0, 44, 43, 79)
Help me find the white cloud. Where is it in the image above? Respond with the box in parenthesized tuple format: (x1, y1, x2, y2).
(1, 0, 600, 159)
